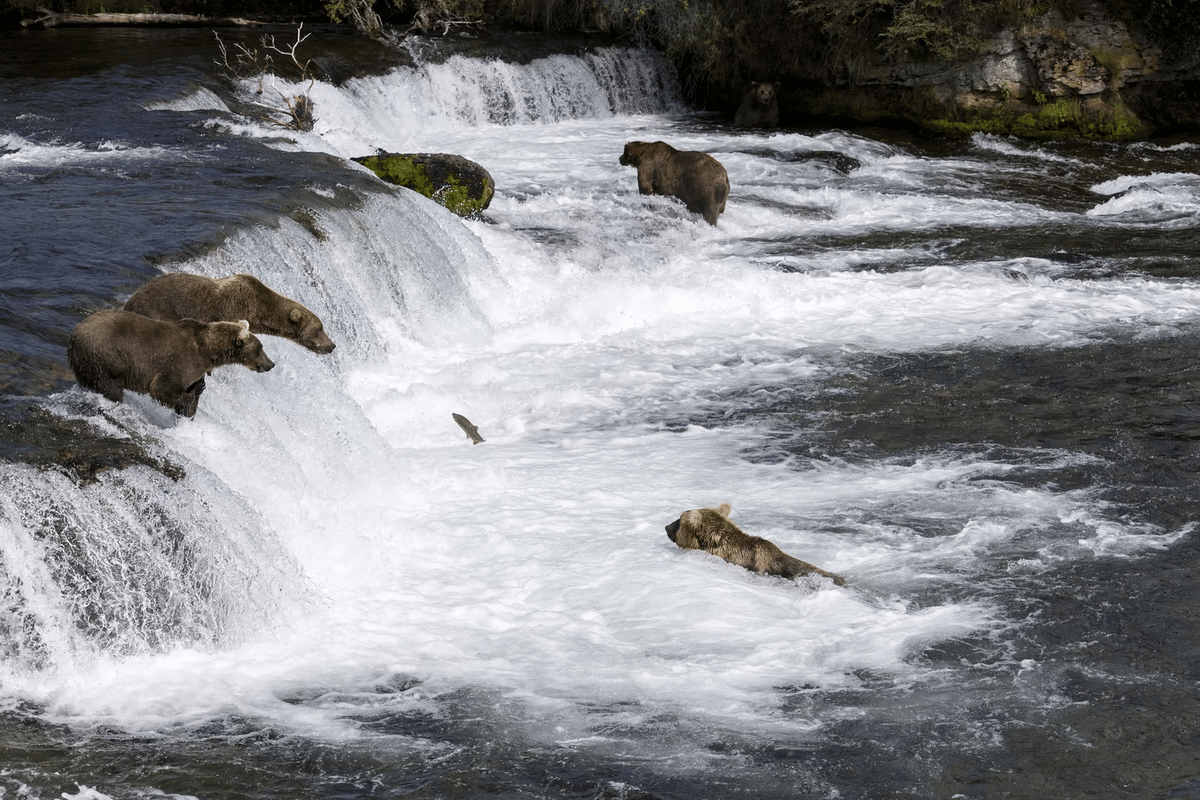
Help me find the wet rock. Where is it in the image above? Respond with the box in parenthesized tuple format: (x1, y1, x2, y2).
(746, 148, 861, 174)
(0, 396, 183, 485)
(351, 152, 495, 217)
(839, 0, 1168, 139)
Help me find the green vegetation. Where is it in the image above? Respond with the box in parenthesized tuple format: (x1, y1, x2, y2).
(351, 153, 495, 216)
(324, 0, 383, 36)
(4, 0, 1198, 139)
(919, 96, 1147, 141)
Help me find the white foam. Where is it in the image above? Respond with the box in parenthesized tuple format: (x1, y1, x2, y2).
(1092, 171, 1200, 195)
(0, 132, 184, 169)
(144, 86, 231, 113)
(969, 132, 1081, 163)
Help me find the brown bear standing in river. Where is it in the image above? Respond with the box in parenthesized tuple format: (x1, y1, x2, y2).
(125, 273, 336, 355)
(665, 503, 845, 585)
(619, 141, 729, 226)
(734, 81, 780, 128)
(68, 310, 275, 418)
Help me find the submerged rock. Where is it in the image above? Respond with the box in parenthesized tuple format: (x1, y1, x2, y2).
(352, 152, 495, 217)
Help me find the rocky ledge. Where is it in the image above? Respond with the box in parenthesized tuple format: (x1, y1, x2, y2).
(785, 1, 1199, 140)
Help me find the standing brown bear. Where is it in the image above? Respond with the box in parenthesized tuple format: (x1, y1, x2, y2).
(619, 141, 729, 226)
(734, 81, 780, 127)
(665, 503, 845, 585)
(125, 273, 335, 355)
(68, 310, 275, 418)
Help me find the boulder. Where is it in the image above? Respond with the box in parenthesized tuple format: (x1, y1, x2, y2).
(352, 152, 494, 217)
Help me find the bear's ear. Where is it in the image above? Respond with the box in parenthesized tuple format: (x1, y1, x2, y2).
(235, 320, 251, 345)
(715, 503, 732, 517)
(289, 307, 303, 324)
(773, 81, 780, 90)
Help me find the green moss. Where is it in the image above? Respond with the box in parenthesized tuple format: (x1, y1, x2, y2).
(358, 155, 435, 196)
(353, 153, 495, 217)
(917, 95, 1147, 141)
(430, 179, 481, 216)
(1012, 112, 1038, 132)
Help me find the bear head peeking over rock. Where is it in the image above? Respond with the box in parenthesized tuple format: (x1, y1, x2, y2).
(619, 141, 729, 226)
(734, 81, 780, 128)
(124, 273, 335, 355)
(68, 310, 274, 418)
(665, 503, 845, 585)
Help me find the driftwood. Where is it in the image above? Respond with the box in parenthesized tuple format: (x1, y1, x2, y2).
(405, 11, 481, 36)
(452, 413, 485, 445)
(23, 9, 266, 28)
(214, 25, 317, 132)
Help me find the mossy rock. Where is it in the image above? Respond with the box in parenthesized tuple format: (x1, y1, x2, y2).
(352, 152, 495, 217)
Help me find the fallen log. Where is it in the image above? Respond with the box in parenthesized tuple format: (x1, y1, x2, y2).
(22, 9, 267, 28)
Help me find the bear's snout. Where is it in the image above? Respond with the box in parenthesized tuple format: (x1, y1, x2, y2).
(307, 335, 335, 354)
(665, 517, 680, 543)
(254, 355, 275, 373)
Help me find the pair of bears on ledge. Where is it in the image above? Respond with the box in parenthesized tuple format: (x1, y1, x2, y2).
(67, 273, 335, 419)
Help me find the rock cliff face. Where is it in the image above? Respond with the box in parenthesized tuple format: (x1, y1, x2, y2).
(777, 2, 1199, 139)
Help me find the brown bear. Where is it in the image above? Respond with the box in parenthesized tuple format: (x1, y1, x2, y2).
(665, 503, 845, 585)
(734, 81, 780, 128)
(619, 141, 729, 226)
(124, 273, 335, 355)
(67, 310, 275, 418)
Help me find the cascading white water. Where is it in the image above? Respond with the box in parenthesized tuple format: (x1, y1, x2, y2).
(5, 39, 1199, 792)
(0, 455, 307, 681)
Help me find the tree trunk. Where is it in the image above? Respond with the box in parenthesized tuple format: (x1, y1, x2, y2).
(22, 10, 266, 28)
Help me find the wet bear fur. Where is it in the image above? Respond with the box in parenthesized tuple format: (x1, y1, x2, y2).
(67, 310, 275, 418)
(619, 141, 730, 226)
(125, 273, 335, 355)
(734, 81, 780, 127)
(665, 503, 845, 585)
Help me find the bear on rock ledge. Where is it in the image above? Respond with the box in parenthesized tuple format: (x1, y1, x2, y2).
(67, 310, 275, 418)
(125, 273, 335, 355)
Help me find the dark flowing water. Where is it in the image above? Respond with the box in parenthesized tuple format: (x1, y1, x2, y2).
(2, 25, 1200, 800)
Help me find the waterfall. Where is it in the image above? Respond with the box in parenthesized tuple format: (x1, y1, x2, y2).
(0, 36, 686, 687)
(0, 459, 306, 677)
(326, 43, 683, 131)
(0, 174, 500, 679)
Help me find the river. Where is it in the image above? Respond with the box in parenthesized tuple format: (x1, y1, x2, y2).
(2, 24, 1200, 800)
